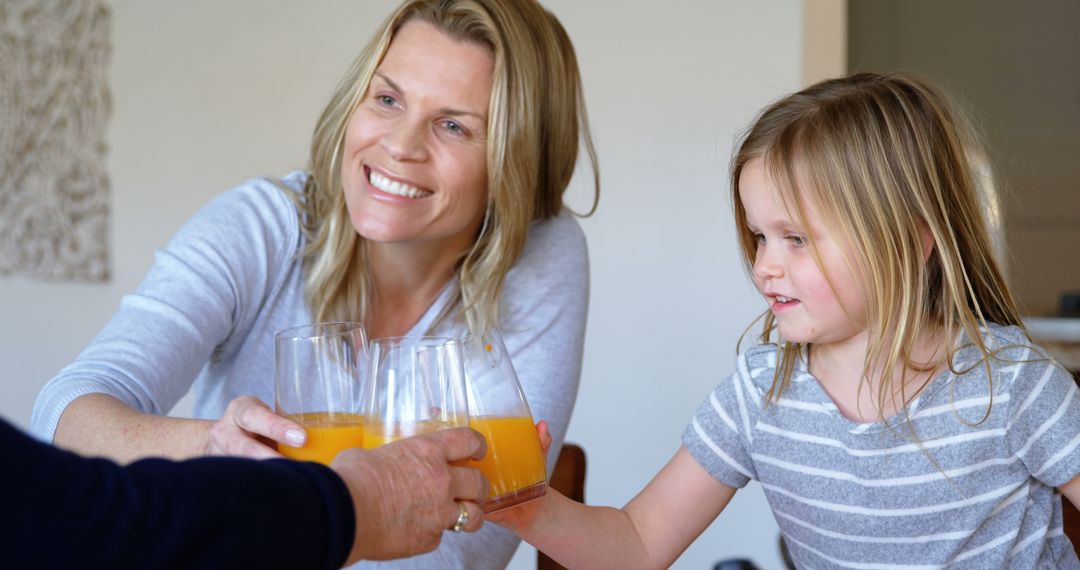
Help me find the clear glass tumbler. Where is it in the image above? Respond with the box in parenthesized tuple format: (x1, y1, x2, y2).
(274, 322, 368, 465)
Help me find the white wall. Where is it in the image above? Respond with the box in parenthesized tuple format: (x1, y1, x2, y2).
(0, 1, 806, 568)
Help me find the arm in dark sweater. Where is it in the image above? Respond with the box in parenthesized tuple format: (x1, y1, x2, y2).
(2, 418, 354, 569)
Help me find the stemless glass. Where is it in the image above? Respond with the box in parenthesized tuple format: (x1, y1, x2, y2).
(274, 322, 368, 465)
(461, 329, 547, 513)
(363, 336, 469, 448)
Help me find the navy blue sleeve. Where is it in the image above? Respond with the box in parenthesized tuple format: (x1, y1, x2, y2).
(1, 418, 354, 569)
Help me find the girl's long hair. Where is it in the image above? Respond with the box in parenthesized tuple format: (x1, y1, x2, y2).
(731, 73, 1024, 419)
(290, 0, 599, 333)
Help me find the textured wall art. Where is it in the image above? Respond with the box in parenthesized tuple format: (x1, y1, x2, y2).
(0, 1, 111, 281)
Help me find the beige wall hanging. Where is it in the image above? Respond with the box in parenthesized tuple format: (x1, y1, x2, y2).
(0, 1, 111, 281)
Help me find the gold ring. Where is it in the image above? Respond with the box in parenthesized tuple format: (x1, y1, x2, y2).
(452, 502, 469, 533)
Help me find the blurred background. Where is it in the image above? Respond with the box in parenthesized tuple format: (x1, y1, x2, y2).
(1, 1, 1076, 568)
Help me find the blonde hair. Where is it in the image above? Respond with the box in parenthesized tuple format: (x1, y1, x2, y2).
(731, 73, 1024, 417)
(291, 0, 598, 332)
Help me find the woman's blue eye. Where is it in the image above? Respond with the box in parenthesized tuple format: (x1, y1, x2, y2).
(376, 95, 398, 107)
(443, 120, 465, 136)
(788, 234, 806, 247)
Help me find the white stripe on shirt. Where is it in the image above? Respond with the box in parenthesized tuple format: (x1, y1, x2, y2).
(776, 397, 835, 414)
(1016, 387, 1076, 462)
(775, 510, 972, 544)
(752, 453, 1018, 487)
(732, 369, 754, 445)
(1033, 429, 1080, 479)
(709, 390, 738, 434)
(760, 479, 1025, 517)
(783, 534, 942, 570)
(692, 417, 753, 478)
(757, 422, 1006, 457)
(1010, 362, 1055, 429)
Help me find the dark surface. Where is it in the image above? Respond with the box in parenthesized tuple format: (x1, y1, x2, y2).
(0, 418, 353, 569)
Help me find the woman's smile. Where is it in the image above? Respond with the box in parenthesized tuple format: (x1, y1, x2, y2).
(365, 166, 433, 200)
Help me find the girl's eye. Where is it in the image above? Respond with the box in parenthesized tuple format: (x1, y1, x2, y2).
(753, 232, 766, 244)
(788, 234, 807, 247)
(375, 94, 399, 108)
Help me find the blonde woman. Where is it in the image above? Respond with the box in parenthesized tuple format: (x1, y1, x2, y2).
(494, 73, 1080, 568)
(33, 0, 596, 567)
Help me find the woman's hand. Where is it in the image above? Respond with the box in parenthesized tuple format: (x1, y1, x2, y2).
(486, 420, 554, 531)
(205, 396, 306, 459)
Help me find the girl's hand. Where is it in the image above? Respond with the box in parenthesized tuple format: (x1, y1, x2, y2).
(486, 420, 554, 531)
(205, 396, 305, 459)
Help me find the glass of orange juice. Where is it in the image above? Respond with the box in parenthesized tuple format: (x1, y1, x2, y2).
(274, 322, 368, 465)
(363, 336, 469, 449)
(460, 329, 547, 513)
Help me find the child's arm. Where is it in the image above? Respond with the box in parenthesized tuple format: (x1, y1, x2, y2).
(495, 446, 737, 569)
(1061, 473, 1080, 509)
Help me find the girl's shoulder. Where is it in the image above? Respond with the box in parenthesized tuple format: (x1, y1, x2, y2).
(733, 342, 786, 390)
(950, 322, 1074, 396)
(739, 342, 781, 370)
(954, 322, 1049, 370)
(699, 343, 786, 418)
(981, 321, 1036, 352)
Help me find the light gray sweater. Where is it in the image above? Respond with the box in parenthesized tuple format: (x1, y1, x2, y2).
(32, 171, 590, 569)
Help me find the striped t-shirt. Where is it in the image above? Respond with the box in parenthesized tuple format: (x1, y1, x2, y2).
(684, 324, 1080, 569)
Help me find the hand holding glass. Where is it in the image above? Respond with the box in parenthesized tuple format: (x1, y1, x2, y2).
(364, 337, 469, 448)
(461, 329, 547, 513)
(274, 322, 368, 465)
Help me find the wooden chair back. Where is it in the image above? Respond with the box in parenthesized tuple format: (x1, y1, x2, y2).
(1064, 500, 1079, 557)
(1065, 371, 1080, 557)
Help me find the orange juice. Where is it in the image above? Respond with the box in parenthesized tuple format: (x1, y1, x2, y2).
(363, 420, 459, 449)
(278, 412, 365, 465)
(465, 416, 547, 512)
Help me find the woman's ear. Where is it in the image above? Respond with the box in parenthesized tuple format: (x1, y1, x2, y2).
(919, 223, 936, 263)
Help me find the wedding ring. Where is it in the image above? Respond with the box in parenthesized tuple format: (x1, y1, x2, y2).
(452, 502, 469, 533)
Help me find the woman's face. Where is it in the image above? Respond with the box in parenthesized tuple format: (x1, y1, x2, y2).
(341, 20, 493, 251)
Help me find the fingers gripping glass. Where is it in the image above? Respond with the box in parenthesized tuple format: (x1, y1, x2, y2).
(461, 329, 547, 513)
(274, 322, 369, 465)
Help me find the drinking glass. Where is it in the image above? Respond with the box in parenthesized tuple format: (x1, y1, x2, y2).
(274, 322, 368, 465)
(363, 336, 469, 448)
(460, 329, 547, 513)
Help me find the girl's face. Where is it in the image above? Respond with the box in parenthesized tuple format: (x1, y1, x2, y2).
(739, 159, 869, 349)
(341, 20, 493, 252)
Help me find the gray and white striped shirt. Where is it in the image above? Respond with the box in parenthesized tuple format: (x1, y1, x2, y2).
(685, 324, 1080, 569)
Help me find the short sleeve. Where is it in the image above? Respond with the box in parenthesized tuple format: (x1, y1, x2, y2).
(682, 351, 762, 489)
(1006, 358, 1080, 488)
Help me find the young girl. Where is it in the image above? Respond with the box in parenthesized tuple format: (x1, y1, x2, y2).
(495, 73, 1080, 568)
